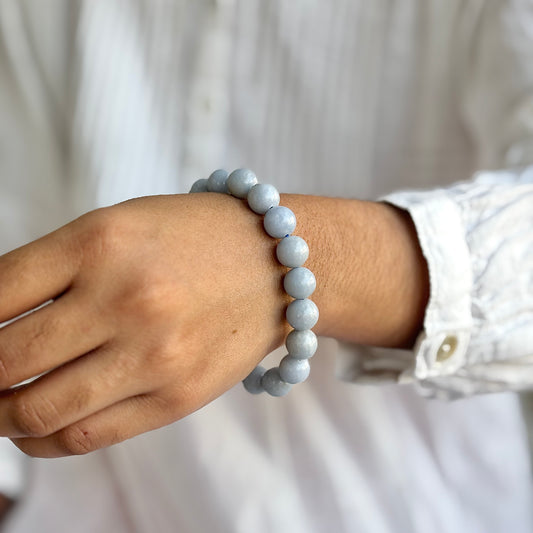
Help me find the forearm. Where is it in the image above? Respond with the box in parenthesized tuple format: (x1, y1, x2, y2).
(280, 194, 429, 348)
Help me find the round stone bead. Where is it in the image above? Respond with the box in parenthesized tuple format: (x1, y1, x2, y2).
(263, 206, 296, 239)
(247, 183, 280, 214)
(286, 329, 318, 359)
(284, 267, 316, 299)
(227, 168, 258, 198)
(279, 355, 311, 384)
(207, 169, 229, 193)
(190, 178, 209, 193)
(261, 368, 292, 397)
(242, 365, 266, 394)
(286, 299, 319, 330)
(276, 236, 309, 267)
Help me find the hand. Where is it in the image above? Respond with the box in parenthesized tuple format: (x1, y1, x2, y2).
(0, 194, 289, 457)
(0, 193, 428, 458)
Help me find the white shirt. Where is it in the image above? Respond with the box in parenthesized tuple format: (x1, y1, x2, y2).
(1, 1, 533, 531)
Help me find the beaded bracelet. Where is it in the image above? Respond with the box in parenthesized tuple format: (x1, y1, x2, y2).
(190, 169, 319, 396)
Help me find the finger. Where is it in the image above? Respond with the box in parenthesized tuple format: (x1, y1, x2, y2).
(0, 341, 145, 439)
(11, 393, 174, 458)
(0, 225, 78, 323)
(0, 288, 113, 389)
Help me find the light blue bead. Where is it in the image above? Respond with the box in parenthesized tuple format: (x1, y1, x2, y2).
(276, 236, 309, 267)
(263, 206, 296, 239)
(286, 329, 318, 359)
(247, 183, 280, 214)
(227, 168, 258, 198)
(242, 365, 266, 394)
(286, 299, 319, 330)
(207, 169, 229, 193)
(261, 368, 292, 397)
(279, 355, 310, 384)
(284, 267, 316, 299)
(190, 179, 209, 193)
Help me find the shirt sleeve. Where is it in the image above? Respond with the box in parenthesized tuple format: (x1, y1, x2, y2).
(0, 439, 27, 500)
(382, 168, 533, 399)
(336, 1, 533, 399)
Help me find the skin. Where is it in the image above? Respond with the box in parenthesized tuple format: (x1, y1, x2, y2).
(0, 192, 429, 459)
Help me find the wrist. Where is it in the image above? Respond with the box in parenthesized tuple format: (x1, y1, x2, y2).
(280, 194, 429, 348)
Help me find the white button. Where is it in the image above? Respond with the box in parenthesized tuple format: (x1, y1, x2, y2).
(436, 335, 458, 362)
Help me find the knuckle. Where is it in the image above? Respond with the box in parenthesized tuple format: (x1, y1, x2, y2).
(142, 337, 185, 376)
(56, 425, 96, 456)
(118, 278, 181, 329)
(78, 208, 130, 262)
(11, 396, 55, 437)
(135, 278, 177, 318)
(133, 283, 168, 319)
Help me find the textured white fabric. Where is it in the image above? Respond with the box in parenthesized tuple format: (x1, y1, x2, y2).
(1, 1, 533, 531)
(380, 168, 533, 398)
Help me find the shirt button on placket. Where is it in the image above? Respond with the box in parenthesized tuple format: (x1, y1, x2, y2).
(436, 335, 458, 362)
